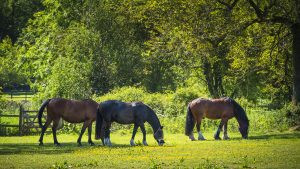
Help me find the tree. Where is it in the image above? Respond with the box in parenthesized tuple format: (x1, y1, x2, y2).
(243, 0, 299, 105)
(0, 0, 43, 41)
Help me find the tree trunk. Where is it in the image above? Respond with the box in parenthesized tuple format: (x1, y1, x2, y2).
(203, 59, 225, 98)
(203, 60, 217, 98)
(292, 23, 300, 105)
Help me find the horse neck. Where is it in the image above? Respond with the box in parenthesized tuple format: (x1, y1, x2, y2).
(146, 109, 161, 132)
(234, 110, 249, 128)
(231, 99, 249, 127)
(236, 118, 245, 127)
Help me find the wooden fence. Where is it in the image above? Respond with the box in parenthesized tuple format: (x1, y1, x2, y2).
(2, 90, 35, 101)
(0, 106, 45, 135)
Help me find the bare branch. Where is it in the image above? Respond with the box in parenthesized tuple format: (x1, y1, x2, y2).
(217, 0, 231, 9)
(217, 0, 239, 10)
(230, 0, 239, 9)
(247, 0, 264, 18)
(269, 16, 294, 26)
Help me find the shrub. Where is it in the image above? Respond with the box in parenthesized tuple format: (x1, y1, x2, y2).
(95, 86, 291, 134)
(285, 103, 300, 126)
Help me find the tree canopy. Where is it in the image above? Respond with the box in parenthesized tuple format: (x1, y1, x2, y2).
(0, 0, 299, 107)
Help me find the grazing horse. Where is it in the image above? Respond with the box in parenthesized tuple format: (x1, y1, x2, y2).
(95, 100, 165, 146)
(185, 97, 249, 140)
(38, 98, 101, 146)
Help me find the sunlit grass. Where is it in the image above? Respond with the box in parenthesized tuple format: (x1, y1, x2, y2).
(0, 131, 299, 169)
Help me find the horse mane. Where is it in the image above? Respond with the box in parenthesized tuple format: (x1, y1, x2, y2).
(226, 97, 249, 126)
(82, 99, 93, 102)
(144, 105, 162, 131)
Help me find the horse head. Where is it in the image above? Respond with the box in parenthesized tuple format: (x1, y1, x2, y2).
(154, 126, 165, 146)
(238, 120, 249, 139)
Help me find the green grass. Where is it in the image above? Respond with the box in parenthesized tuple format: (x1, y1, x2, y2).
(0, 131, 299, 169)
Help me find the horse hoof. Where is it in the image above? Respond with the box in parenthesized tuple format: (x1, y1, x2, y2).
(143, 141, 148, 146)
(78, 143, 82, 147)
(130, 139, 135, 146)
(198, 137, 206, 141)
(198, 136, 206, 140)
(89, 142, 95, 146)
(214, 137, 221, 140)
(54, 143, 61, 146)
(39, 142, 44, 146)
(223, 136, 230, 140)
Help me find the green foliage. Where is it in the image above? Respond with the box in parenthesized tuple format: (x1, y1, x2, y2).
(0, 0, 298, 133)
(285, 103, 300, 126)
(0, 37, 25, 89)
(0, 0, 42, 41)
(0, 0, 297, 105)
(38, 56, 92, 99)
(95, 86, 289, 133)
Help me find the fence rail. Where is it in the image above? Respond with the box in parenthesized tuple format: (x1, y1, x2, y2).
(0, 105, 45, 135)
(2, 90, 35, 101)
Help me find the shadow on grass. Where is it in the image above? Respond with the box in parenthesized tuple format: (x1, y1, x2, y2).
(202, 132, 300, 141)
(249, 132, 300, 140)
(0, 142, 103, 155)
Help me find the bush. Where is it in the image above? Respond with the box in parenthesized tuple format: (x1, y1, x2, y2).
(285, 103, 300, 126)
(95, 86, 291, 134)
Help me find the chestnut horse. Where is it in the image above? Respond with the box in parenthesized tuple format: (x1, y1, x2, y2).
(38, 98, 102, 146)
(185, 97, 249, 140)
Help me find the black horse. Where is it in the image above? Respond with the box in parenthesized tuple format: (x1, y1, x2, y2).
(95, 100, 165, 146)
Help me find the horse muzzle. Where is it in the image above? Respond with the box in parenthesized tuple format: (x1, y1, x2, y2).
(242, 135, 248, 139)
(157, 139, 165, 146)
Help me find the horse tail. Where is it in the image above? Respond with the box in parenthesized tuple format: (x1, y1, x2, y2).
(95, 104, 104, 140)
(185, 104, 195, 136)
(38, 99, 51, 128)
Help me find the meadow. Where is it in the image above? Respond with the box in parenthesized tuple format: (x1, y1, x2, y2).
(0, 131, 299, 169)
(0, 88, 299, 168)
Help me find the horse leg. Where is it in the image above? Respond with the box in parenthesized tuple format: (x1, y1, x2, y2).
(196, 118, 205, 140)
(223, 121, 230, 140)
(39, 117, 52, 146)
(104, 122, 112, 146)
(52, 119, 60, 146)
(130, 124, 139, 146)
(188, 118, 196, 141)
(140, 124, 148, 146)
(77, 120, 90, 146)
(214, 119, 225, 140)
(88, 123, 95, 146)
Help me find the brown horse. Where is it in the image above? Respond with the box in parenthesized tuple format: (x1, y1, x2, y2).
(38, 98, 102, 146)
(185, 97, 249, 140)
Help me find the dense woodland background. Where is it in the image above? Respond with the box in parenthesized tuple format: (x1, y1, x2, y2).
(0, 0, 299, 131)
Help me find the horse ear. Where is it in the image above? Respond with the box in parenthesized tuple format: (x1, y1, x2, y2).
(161, 126, 164, 129)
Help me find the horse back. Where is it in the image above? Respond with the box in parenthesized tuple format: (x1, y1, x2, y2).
(99, 100, 148, 124)
(47, 98, 98, 123)
(189, 98, 234, 120)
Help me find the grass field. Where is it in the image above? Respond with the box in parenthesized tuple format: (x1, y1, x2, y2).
(0, 131, 299, 169)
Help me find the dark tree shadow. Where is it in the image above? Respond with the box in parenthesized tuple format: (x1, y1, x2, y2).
(199, 132, 300, 141)
(0, 142, 103, 155)
(249, 132, 300, 140)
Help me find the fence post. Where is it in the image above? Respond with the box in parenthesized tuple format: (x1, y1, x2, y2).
(19, 105, 23, 136)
